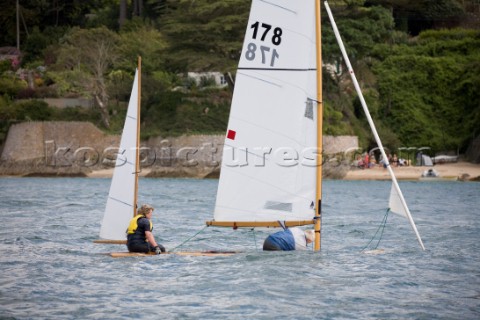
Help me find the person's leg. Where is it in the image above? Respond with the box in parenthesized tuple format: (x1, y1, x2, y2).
(128, 242, 149, 253)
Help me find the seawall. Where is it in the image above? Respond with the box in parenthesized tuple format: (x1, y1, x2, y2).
(0, 121, 358, 178)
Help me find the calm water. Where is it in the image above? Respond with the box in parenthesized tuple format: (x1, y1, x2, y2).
(0, 177, 479, 319)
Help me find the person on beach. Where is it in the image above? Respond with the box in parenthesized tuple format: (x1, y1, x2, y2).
(126, 204, 166, 254)
(263, 227, 315, 251)
(364, 153, 369, 169)
(392, 154, 399, 167)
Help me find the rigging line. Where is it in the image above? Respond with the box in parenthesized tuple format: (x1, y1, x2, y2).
(374, 210, 390, 249)
(169, 225, 209, 252)
(251, 228, 258, 251)
(361, 209, 390, 252)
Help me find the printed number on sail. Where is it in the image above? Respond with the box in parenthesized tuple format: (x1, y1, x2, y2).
(250, 22, 282, 45)
(246, 21, 282, 67)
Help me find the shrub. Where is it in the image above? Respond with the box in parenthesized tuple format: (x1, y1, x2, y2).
(0, 76, 28, 98)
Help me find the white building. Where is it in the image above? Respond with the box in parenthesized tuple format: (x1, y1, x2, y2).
(187, 72, 228, 88)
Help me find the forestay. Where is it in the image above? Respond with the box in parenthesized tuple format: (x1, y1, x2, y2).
(99, 69, 139, 240)
(214, 0, 318, 223)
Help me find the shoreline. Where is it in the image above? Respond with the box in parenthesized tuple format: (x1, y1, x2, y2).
(344, 161, 480, 181)
(87, 161, 480, 181)
(1, 161, 479, 181)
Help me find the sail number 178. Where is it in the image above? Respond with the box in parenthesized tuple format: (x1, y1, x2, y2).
(245, 21, 283, 67)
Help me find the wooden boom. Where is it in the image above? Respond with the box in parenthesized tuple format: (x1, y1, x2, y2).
(94, 240, 127, 245)
(206, 220, 315, 228)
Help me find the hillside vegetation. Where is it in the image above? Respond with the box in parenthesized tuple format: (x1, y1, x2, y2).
(0, 0, 479, 156)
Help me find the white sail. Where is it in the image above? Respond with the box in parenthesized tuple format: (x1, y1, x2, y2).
(99, 69, 139, 240)
(213, 0, 318, 223)
(388, 183, 407, 218)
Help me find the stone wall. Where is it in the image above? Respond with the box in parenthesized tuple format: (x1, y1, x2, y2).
(145, 134, 224, 178)
(324, 136, 358, 154)
(0, 122, 118, 176)
(1, 121, 118, 162)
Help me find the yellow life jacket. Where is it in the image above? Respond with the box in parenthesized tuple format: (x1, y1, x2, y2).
(126, 215, 153, 235)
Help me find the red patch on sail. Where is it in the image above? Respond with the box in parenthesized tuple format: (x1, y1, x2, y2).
(227, 129, 236, 140)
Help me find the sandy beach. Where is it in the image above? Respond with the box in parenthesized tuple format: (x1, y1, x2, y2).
(344, 161, 480, 181)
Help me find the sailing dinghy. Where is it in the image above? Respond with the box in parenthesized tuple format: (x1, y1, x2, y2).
(94, 58, 235, 257)
(95, 58, 143, 247)
(206, 0, 425, 251)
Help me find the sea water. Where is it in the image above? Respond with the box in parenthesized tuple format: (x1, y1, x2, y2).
(0, 177, 479, 319)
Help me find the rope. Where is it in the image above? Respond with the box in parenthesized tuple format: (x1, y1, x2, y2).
(251, 228, 258, 251)
(169, 225, 262, 252)
(361, 208, 390, 252)
(169, 225, 209, 252)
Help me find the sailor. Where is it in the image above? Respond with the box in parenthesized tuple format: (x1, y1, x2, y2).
(263, 227, 315, 251)
(126, 204, 166, 254)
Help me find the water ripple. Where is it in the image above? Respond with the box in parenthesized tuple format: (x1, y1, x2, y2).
(0, 178, 479, 319)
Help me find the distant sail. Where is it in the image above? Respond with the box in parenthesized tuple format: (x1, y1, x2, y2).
(213, 0, 318, 223)
(99, 69, 139, 240)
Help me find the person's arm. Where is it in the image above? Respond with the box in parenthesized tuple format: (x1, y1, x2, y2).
(145, 230, 166, 253)
(145, 231, 158, 247)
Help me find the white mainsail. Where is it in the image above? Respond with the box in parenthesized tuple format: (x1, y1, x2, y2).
(213, 0, 318, 223)
(99, 69, 139, 240)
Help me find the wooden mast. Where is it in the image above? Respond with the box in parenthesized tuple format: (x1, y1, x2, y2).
(133, 56, 141, 217)
(314, 0, 323, 251)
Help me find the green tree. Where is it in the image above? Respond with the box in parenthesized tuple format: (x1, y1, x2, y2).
(322, 4, 394, 64)
(53, 27, 121, 128)
(116, 20, 168, 70)
(161, 0, 250, 72)
(366, 0, 465, 34)
(373, 29, 480, 152)
(0, 0, 111, 48)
